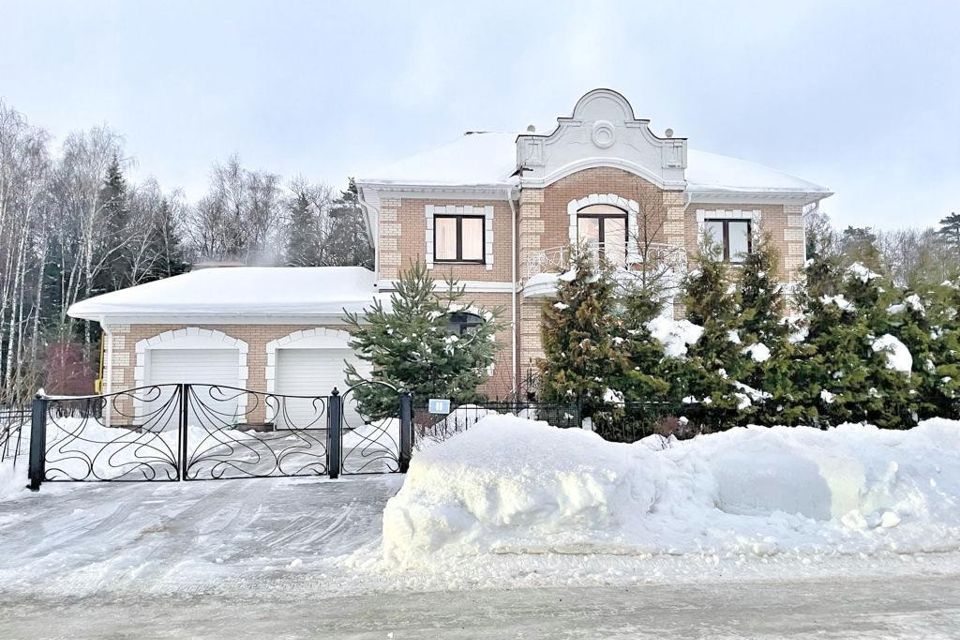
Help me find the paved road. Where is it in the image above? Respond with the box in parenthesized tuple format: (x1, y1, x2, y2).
(2, 575, 959, 639)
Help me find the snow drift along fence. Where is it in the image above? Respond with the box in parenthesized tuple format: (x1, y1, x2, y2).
(26, 383, 413, 489)
(412, 401, 581, 446)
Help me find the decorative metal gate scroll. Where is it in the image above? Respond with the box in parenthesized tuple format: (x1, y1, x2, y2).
(27, 382, 412, 489)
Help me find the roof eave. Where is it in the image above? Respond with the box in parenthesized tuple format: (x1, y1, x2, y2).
(688, 187, 833, 206)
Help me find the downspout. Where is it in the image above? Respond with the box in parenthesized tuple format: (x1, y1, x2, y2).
(356, 187, 380, 282)
(101, 316, 113, 426)
(507, 187, 518, 396)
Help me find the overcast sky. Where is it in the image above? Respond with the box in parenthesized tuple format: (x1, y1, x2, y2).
(1, 0, 958, 229)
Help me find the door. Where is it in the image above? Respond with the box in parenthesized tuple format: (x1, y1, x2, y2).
(145, 348, 240, 430)
(274, 348, 352, 428)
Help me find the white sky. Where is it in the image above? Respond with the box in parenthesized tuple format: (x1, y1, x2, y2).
(1, 0, 958, 229)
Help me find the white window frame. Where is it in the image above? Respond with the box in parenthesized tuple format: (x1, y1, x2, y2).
(567, 194, 640, 260)
(425, 204, 494, 271)
(696, 209, 761, 263)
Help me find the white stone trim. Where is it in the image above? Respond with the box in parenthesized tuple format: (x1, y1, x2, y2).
(377, 279, 516, 293)
(425, 204, 495, 271)
(567, 194, 640, 258)
(695, 209, 762, 240)
(134, 327, 249, 421)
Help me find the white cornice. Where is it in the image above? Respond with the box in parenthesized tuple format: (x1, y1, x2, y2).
(355, 181, 517, 201)
(521, 157, 687, 191)
(688, 188, 833, 206)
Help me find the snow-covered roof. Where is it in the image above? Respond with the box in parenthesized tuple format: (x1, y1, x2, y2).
(357, 131, 831, 198)
(68, 267, 379, 320)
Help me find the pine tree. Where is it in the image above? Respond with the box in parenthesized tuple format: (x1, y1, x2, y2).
(286, 191, 321, 266)
(538, 248, 629, 428)
(674, 240, 752, 431)
(343, 260, 502, 418)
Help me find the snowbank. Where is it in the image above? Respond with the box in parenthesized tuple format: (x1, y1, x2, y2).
(383, 416, 960, 566)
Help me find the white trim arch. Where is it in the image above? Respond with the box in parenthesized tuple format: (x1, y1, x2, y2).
(134, 327, 250, 422)
(567, 193, 641, 258)
(264, 327, 354, 395)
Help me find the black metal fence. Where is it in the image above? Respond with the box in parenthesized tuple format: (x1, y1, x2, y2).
(27, 383, 412, 490)
(412, 401, 580, 446)
(590, 401, 698, 443)
(0, 408, 29, 463)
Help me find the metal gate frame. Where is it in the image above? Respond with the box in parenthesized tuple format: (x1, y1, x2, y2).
(27, 383, 412, 490)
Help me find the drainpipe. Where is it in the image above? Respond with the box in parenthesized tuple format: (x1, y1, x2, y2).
(101, 316, 113, 427)
(507, 187, 518, 396)
(356, 187, 381, 283)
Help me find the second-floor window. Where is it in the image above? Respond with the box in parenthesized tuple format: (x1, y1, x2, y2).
(704, 218, 751, 263)
(577, 204, 628, 264)
(435, 215, 485, 263)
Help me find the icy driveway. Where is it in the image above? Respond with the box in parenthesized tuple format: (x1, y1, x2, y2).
(0, 476, 402, 597)
(1, 477, 959, 638)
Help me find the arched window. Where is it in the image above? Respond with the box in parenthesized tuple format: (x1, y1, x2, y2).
(577, 203, 628, 264)
(446, 311, 485, 336)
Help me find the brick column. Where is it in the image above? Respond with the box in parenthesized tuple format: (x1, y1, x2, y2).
(517, 188, 546, 383)
(782, 204, 806, 282)
(378, 197, 402, 281)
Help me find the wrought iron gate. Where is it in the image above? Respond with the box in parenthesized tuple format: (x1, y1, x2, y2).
(27, 382, 412, 489)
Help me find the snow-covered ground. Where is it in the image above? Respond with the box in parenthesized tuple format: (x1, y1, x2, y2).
(1, 416, 959, 637)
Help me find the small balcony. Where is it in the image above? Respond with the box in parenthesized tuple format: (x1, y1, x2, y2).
(522, 243, 688, 298)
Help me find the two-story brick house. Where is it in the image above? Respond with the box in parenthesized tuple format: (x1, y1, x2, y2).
(70, 88, 830, 414)
(354, 88, 831, 395)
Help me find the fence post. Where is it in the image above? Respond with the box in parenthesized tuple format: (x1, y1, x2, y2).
(399, 392, 413, 473)
(179, 383, 190, 481)
(327, 388, 341, 479)
(27, 393, 49, 491)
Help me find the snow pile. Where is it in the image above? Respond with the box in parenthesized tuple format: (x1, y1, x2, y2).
(821, 294, 855, 311)
(646, 316, 704, 357)
(872, 334, 913, 373)
(383, 416, 960, 566)
(847, 263, 881, 283)
(743, 343, 771, 363)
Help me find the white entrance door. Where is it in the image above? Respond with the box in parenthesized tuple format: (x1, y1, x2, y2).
(274, 348, 352, 428)
(145, 348, 240, 430)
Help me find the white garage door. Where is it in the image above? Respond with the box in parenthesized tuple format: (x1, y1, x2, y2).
(274, 348, 357, 428)
(145, 348, 240, 430)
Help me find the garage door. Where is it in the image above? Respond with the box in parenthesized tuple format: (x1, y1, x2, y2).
(145, 349, 240, 430)
(274, 348, 357, 428)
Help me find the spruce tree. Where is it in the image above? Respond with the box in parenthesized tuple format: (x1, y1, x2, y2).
(936, 212, 960, 254)
(286, 191, 321, 266)
(326, 179, 374, 268)
(538, 248, 629, 427)
(145, 198, 189, 280)
(343, 260, 501, 417)
(97, 156, 131, 291)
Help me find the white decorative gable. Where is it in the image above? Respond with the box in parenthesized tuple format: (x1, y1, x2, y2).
(516, 88, 687, 190)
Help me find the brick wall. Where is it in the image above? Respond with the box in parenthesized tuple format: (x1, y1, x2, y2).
(378, 197, 514, 283)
